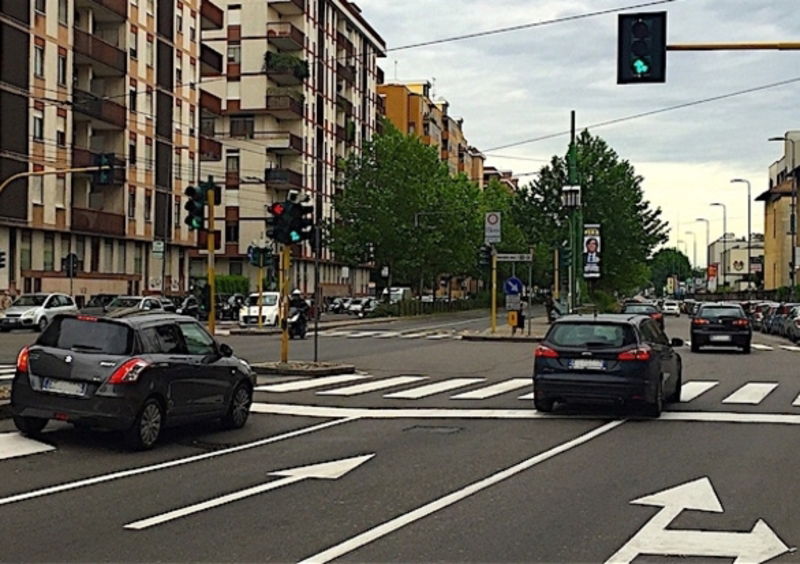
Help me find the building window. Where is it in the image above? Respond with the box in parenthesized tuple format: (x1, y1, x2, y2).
(176, 11, 183, 33)
(76, 236, 85, 265)
(117, 241, 126, 273)
(229, 114, 254, 138)
(57, 54, 67, 85)
(226, 154, 239, 174)
(175, 54, 183, 85)
(104, 239, 113, 273)
(227, 44, 241, 63)
(146, 0, 153, 15)
(58, 0, 67, 24)
(145, 140, 153, 171)
(200, 117, 215, 137)
(56, 115, 66, 146)
(34, 0, 45, 14)
(175, 152, 182, 180)
(189, 153, 195, 182)
(229, 261, 243, 276)
(129, 27, 138, 59)
(43, 233, 54, 271)
(145, 90, 154, 119)
(134, 243, 143, 275)
(128, 190, 136, 219)
(144, 193, 152, 221)
(174, 198, 180, 227)
(228, 4, 241, 25)
(146, 37, 154, 67)
(226, 81, 240, 100)
(129, 138, 137, 166)
(189, 107, 195, 135)
(34, 46, 44, 77)
(20, 231, 31, 271)
(56, 176, 65, 207)
(129, 87, 137, 113)
(32, 110, 44, 141)
(225, 223, 239, 243)
(31, 175, 43, 203)
(190, 26, 195, 42)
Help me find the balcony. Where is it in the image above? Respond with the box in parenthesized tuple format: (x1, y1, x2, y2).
(337, 32, 354, 56)
(336, 94, 353, 115)
(73, 89, 126, 129)
(267, 22, 304, 51)
(200, 90, 222, 116)
(266, 168, 303, 191)
(377, 95, 386, 115)
(265, 52, 309, 86)
(71, 207, 126, 237)
(75, 0, 126, 22)
(199, 136, 222, 161)
(73, 29, 126, 77)
(337, 62, 355, 86)
(200, 0, 223, 30)
(265, 132, 303, 155)
(271, 0, 304, 16)
(336, 125, 346, 143)
(71, 147, 126, 184)
(377, 66, 385, 85)
(200, 44, 223, 76)
(265, 95, 304, 120)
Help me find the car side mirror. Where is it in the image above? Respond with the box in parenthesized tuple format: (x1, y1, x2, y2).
(219, 343, 233, 357)
(670, 338, 684, 348)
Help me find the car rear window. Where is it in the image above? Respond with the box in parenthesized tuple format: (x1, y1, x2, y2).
(622, 304, 657, 314)
(699, 306, 744, 320)
(547, 323, 637, 348)
(37, 317, 133, 355)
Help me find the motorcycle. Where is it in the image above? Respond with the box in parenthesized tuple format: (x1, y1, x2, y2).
(288, 307, 308, 339)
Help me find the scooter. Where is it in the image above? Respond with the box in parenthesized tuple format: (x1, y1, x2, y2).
(288, 307, 308, 339)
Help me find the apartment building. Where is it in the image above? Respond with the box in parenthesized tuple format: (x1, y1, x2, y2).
(377, 81, 485, 189)
(756, 131, 800, 290)
(198, 0, 386, 297)
(483, 166, 519, 192)
(0, 0, 224, 298)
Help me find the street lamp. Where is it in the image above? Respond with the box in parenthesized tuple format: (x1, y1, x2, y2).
(730, 178, 752, 288)
(696, 218, 711, 288)
(685, 230, 697, 268)
(710, 203, 728, 287)
(769, 135, 797, 296)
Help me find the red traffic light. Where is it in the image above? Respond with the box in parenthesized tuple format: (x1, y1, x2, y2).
(269, 203, 285, 216)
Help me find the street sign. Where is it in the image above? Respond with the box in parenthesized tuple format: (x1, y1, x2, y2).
(381, 266, 389, 278)
(152, 241, 164, 256)
(505, 294, 521, 310)
(503, 276, 524, 295)
(607, 477, 789, 563)
(496, 253, 532, 262)
(484, 212, 501, 244)
(341, 266, 350, 279)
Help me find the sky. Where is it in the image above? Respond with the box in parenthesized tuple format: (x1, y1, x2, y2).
(355, 0, 800, 266)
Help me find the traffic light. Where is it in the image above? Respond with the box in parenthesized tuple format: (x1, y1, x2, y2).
(93, 152, 116, 185)
(266, 201, 289, 244)
(61, 253, 79, 277)
(184, 185, 206, 230)
(287, 190, 314, 244)
(560, 246, 573, 269)
(617, 12, 667, 84)
(0, 250, 5, 269)
(478, 244, 492, 267)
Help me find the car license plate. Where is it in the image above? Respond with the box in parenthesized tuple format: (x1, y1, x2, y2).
(41, 378, 85, 396)
(710, 335, 732, 343)
(570, 359, 605, 370)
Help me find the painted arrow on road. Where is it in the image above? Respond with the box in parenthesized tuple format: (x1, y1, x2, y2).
(606, 477, 790, 563)
(124, 454, 374, 530)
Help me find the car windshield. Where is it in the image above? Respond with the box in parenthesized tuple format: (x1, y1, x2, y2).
(86, 295, 113, 307)
(108, 297, 142, 308)
(12, 295, 46, 307)
(699, 306, 744, 320)
(246, 295, 278, 306)
(547, 323, 636, 348)
(38, 317, 133, 355)
(622, 304, 657, 314)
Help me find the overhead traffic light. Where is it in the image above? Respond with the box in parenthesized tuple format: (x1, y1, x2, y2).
(617, 12, 667, 84)
(287, 190, 314, 244)
(184, 185, 206, 230)
(93, 152, 116, 185)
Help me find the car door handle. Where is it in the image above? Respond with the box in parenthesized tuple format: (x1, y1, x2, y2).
(168, 356, 191, 362)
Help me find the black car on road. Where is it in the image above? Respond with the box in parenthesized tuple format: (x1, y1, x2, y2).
(690, 303, 752, 353)
(533, 314, 683, 416)
(620, 302, 665, 331)
(10, 313, 255, 450)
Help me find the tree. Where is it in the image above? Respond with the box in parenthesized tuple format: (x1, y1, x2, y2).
(650, 248, 692, 297)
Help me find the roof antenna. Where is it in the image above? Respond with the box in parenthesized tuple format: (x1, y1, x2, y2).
(394, 60, 398, 80)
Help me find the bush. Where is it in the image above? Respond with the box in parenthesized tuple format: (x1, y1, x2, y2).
(195, 275, 250, 295)
(589, 290, 620, 313)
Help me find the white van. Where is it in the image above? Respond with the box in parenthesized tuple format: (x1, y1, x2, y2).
(381, 287, 413, 304)
(239, 292, 281, 327)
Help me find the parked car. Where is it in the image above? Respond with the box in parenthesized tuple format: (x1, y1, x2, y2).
(175, 295, 201, 319)
(662, 300, 680, 317)
(690, 302, 752, 353)
(239, 292, 281, 327)
(620, 302, 664, 331)
(329, 297, 350, 314)
(785, 306, 800, 343)
(777, 303, 800, 338)
(750, 302, 774, 331)
(105, 296, 164, 315)
(347, 298, 368, 316)
(533, 314, 683, 417)
(79, 294, 119, 315)
(10, 313, 255, 450)
(0, 293, 78, 332)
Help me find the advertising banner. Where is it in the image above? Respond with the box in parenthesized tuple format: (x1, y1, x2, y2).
(583, 224, 601, 279)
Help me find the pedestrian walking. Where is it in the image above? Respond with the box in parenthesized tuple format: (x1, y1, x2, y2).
(0, 290, 12, 311)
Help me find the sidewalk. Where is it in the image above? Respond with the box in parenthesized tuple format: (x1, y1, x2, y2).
(461, 319, 549, 343)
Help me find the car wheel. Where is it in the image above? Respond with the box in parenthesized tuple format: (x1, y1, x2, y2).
(534, 397, 554, 412)
(124, 398, 163, 450)
(690, 342, 700, 353)
(668, 370, 682, 403)
(37, 317, 48, 332)
(0, 327, 8, 333)
(221, 384, 252, 430)
(742, 343, 751, 354)
(13, 415, 48, 436)
(646, 381, 663, 418)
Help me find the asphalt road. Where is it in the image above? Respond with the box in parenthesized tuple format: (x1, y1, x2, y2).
(2, 313, 800, 562)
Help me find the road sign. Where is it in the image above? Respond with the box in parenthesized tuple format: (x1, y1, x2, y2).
(496, 253, 532, 262)
(484, 212, 501, 244)
(607, 477, 789, 563)
(505, 294, 521, 311)
(152, 240, 164, 257)
(503, 276, 524, 295)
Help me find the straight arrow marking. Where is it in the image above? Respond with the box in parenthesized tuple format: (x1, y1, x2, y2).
(124, 454, 374, 531)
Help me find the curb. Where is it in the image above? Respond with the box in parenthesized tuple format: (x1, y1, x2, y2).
(461, 335, 543, 343)
(251, 362, 356, 377)
(229, 317, 396, 336)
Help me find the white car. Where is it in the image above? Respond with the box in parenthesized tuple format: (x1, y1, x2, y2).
(239, 292, 281, 327)
(662, 301, 680, 317)
(0, 293, 78, 332)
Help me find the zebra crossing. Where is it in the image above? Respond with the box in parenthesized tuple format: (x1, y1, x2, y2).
(683, 342, 800, 352)
(0, 364, 14, 383)
(314, 329, 464, 340)
(255, 373, 800, 409)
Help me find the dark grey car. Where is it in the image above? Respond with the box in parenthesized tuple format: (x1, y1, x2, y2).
(11, 313, 255, 450)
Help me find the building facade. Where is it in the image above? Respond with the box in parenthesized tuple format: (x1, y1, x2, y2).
(198, 0, 385, 297)
(483, 166, 518, 192)
(0, 0, 224, 300)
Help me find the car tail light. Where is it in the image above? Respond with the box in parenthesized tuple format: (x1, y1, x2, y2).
(693, 318, 710, 325)
(534, 345, 559, 358)
(107, 358, 151, 384)
(77, 315, 98, 322)
(650, 313, 663, 320)
(733, 319, 749, 327)
(618, 346, 652, 361)
(16, 346, 29, 373)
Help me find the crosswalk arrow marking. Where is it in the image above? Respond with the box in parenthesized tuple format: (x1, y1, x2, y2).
(606, 477, 790, 563)
(124, 454, 374, 530)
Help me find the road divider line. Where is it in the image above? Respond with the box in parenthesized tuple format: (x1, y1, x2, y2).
(721, 382, 779, 405)
(0, 418, 355, 508)
(752, 344, 774, 351)
(255, 374, 365, 393)
(451, 378, 531, 400)
(384, 378, 485, 399)
(679, 381, 719, 402)
(317, 376, 426, 397)
(299, 420, 626, 563)
(780, 345, 800, 352)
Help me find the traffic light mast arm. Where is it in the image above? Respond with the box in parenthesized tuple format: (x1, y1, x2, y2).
(0, 166, 111, 195)
(667, 42, 800, 51)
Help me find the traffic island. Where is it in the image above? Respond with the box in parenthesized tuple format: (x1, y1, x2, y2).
(251, 361, 356, 377)
(461, 323, 546, 343)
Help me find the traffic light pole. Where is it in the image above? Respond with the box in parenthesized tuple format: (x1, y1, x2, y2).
(491, 246, 497, 335)
(207, 183, 216, 336)
(0, 166, 111, 195)
(280, 245, 291, 363)
(257, 252, 264, 330)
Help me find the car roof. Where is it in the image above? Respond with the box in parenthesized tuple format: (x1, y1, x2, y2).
(55, 312, 199, 327)
(555, 314, 648, 325)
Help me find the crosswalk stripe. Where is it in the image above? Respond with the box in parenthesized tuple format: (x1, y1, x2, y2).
(255, 374, 365, 393)
(318, 331, 353, 337)
(680, 381, 719, 402)
(518, 392, 534, 400)
(452, 378, 532, 400)
(793, 393, 800, 407)
(752, 344, 774, 351)
(384, 378, 485, 399)
(317, 376, 426, 396)
(375, 332, 401, 339)
(425, 333, 451, 340)
(400, 332, 429, 339)
(780, 345, 800, 352)
(722, 383, 779, 405)
(346, 331, 383, 339)
(0, 433, 55, 461)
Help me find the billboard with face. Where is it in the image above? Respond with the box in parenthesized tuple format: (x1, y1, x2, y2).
(583, 224, 601, 279)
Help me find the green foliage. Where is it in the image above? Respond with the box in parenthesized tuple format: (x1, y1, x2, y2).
(263, 51, 310, 80)
(649, 248, 691, 297)
(214, 275, 250, 295)
(589, 289, 620, 313)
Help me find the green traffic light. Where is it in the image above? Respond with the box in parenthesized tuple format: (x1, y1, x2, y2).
(632, 58, 650, 74)
(290, 231, 301, 243)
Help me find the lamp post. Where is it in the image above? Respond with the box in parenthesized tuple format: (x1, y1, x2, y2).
(696, 218, 710, 288)
(710, 203, 728, 287)
(685, 231, 697, 268)
(730, 178, 752, 289)
(769, 135, 797, 296)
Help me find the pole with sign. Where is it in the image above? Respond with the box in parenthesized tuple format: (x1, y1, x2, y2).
(485, 212, 501, 334)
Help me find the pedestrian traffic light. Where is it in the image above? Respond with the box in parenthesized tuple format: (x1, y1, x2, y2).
(184, 185, 206, 230)
(287, 190, 314, 244)
(93, 152, 116, 185)
(478, 244, 492, 267)
(617, 12, 667, 84)
(266, 201, 289, 244)
(0, 250, 5, 269)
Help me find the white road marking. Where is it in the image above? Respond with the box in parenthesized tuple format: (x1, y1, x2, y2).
(299, 421, 626, 564)
(255, 374, 365, 393)
(679, 381, 719, 402)
(793, 393, 800, 407)
(722, 383, 779, 405)
(374, 332, 401, 339)
(0, 365, 15, 382)
(399, 332, 429, 339)
(384, 378, 485, 399)
(752, 344, 774, 351)
(518, 392, 535, 400)
(318, 331, 353, 337)
(0, 418, 354, 508)
(316, 376, 426, 396)
(425, 333, 451, 340)
(0, 433, 55, 461)
(346, 331, 383, 339)
(451, 378, 531, 400)
(780, 345, 800, 352)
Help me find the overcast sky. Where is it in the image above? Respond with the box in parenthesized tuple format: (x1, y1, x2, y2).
(357, 0, 800, 265)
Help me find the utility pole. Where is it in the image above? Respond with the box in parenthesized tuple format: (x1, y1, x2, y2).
(206, 176, 217, 335)
(730, 178, 752, 289)
(565, 110, 581, 312)
(490, 245, 497, 334)
(280, 245, 291, 363)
